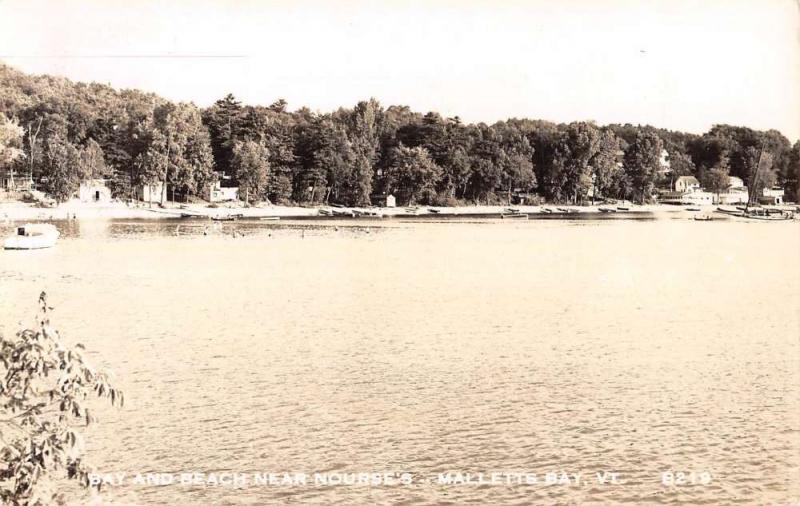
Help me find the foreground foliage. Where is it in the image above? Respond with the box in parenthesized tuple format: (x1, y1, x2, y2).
(0, 293, 122, 505)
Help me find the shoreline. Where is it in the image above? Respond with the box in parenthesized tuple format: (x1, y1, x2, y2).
(1, 200, 797, 223)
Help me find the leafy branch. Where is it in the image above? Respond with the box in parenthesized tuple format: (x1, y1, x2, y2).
(0, 292, 123, 505)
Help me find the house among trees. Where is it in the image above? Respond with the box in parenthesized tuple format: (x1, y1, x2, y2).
(717, 176, 749, 204)
(209, 180, 239, 203)
(0, 169, 34, 191)
(137, 182, 166, 205)
(674, 175, 700, 193)
(78, 178, 111, 203)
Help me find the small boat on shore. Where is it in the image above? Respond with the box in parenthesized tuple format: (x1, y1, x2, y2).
(260, 216, 280, 221)
(318, 209, 332, 216)
(428, 208, 441, 214)
(738, 208, 793, 221)
(211, 215, 237, 222)
(693, 214, 713, 221)
(685, 207, 701, 212)
(617, 206, 630, 211)
(501, 213, 529, 219)
(4, 223, 60, 250)
(598, 207, 616, 213)
(730, 151, 794, 222)
(715, 206, 742, 216)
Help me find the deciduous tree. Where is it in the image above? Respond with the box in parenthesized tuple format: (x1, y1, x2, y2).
(624, 130, 664, 203)
(231, 140, 270, 205)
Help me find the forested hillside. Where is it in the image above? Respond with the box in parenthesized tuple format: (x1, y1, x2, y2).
(1, 63, 798, 205)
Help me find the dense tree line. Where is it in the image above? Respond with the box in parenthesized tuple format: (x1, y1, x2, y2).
(1, 63, 798, 205)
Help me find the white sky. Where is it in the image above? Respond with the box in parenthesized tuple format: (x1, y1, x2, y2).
(0, 0, 798, 141)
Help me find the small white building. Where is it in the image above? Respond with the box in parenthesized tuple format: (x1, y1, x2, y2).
(681, 191, 713, 206)
(78, 179, 112, 203)
(370, 193, 397, 207)
(137, 182, 166, 205)
(728, 176, 745, 189)
(761, 187, 784, 205)
(718, 188, 748, 205)
(209, 181, 239, 203)
(715, 176, 748, 204)
(674, 176, 700, 193)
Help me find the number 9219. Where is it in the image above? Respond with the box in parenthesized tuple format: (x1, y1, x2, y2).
(661, 471, 712, 486)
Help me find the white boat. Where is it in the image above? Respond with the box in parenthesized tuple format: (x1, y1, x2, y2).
(4, 223, 60, 250)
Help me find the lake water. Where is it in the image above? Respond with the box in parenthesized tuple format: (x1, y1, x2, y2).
(1, 216, 799, 505)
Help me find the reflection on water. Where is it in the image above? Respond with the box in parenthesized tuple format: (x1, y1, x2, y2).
(1, 219, 799, 505)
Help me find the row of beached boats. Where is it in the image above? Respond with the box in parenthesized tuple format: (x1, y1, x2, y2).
(315, 205, 646, 219)
(318, 208, 384, 218)
(714, 205, 796, 221)
(179, 212, 282, 222)
(711, 148, 798, 221)
(4, 202, 796, 252)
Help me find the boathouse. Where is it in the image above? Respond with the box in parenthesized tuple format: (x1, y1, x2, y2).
(78, 178, 112, 203)
(371, 193, 396, 207)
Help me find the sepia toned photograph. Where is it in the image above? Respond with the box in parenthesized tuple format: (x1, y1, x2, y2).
(1, 0, 799, 504)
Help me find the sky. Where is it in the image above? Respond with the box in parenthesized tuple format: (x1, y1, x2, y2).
(0, 0, 798, 141)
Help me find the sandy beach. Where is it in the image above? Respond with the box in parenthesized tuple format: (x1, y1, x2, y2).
(0, 199, 728, 222)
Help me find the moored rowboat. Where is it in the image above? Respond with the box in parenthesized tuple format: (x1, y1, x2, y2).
(4, 224, 60, 250)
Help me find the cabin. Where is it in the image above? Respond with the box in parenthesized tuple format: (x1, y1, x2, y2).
(370, 193, 396, 208)
(674, 176, 700, 193)
(137, 182, 166, 205)
(681, 191, 713, 206)
(78, 178, 112, 203)
(759, 187, 784, 205)
(209, 181, 239, 203)
(0, 170, 34, 191)
(510, 192, 539, 205)
(718, 188, 748, 205)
